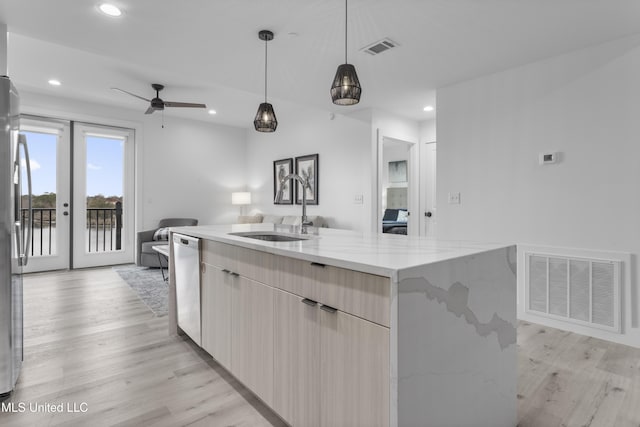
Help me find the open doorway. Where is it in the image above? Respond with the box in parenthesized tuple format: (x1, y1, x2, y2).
(376, 133, 419, 236)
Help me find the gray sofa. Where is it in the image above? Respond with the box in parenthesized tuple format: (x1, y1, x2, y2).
(136, 218, 198, 267)
(237, 214, 328, 227)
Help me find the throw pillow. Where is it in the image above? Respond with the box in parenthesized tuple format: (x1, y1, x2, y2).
(237, 215, 263, 224)
(153, 227, 170, 241)
(397, 210, 409, 223)
(262, 214, 284, 224)
(383, 209, 399, 221)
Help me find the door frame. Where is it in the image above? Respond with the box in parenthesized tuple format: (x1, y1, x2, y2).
(419, 141, 437, 238)
(375, 130, 419, 236)
(20, 104, 144, 270)
(72, 123, 135, 268)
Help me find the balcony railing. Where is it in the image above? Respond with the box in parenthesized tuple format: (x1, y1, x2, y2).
(21, 208, 55, 256)
(20, 202, 122, 256)
(86, 202, 123, 253)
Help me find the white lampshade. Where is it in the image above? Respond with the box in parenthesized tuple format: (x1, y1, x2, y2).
(231, 192, 252, 205)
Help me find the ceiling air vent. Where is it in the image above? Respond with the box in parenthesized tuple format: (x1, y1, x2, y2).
(361, 38, 398, 56)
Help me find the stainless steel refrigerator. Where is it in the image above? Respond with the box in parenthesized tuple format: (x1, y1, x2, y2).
(0, 76, 31, 398)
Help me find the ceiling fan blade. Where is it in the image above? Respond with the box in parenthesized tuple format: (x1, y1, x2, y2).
(145, 106, 156, 115)
(164, 101, 207, 109)
(111, 87, 151, 102)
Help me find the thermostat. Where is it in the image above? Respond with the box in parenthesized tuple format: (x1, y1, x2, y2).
(539, 152, 559, 165)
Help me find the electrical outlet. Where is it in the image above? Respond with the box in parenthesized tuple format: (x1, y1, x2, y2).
(448, 192, 461, 204)
(353, 194, 364, 204)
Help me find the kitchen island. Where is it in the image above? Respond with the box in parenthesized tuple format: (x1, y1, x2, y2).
(168, 223, 517, 427)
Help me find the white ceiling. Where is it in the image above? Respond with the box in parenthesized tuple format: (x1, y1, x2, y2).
(2, 0, 640, 128)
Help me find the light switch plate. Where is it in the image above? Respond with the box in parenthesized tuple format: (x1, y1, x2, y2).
(448, 192, 461, 204)
(353, 194, 364, 204)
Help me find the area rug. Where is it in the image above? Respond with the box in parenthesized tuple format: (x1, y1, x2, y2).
(113, 264, 168, 317)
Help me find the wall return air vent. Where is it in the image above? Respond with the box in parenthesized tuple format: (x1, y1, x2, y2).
(361, 38, 398, 55)
(525, 252, 621, 333)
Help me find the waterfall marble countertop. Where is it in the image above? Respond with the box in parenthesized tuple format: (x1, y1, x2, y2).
(170, 223, 512, 280)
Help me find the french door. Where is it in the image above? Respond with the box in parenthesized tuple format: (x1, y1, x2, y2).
(20, 118, 71, 272)
(72, 123, 135, 268)
(20, 118, 135, 272)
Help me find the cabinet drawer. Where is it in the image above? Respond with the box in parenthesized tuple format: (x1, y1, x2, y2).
(275, 255, 323, 303)
(316, 265, 390, 327)
(202, 240, 237, 272)
(276, 256, 390, 327)
(237, 246, 277, 286)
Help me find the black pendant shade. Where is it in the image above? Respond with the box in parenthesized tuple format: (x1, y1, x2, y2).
(330, 63, 361, 105)
(255, 30, 278, 132)
(254, 102, 277, 132)
(330, 0, 361, 105)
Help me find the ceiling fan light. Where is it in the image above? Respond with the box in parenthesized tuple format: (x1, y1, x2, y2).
(330, 63, 361, 105)
(254, 102, 278, 132)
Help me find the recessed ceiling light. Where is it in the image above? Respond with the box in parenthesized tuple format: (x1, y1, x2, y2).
(208, 109, 217, 115)
(423, 105, 434, 112)
(48, 79, 61, 86)
(98, 3, 122, 17)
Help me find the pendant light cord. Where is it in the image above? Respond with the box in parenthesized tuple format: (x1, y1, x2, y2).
(345, 0, 348, 64)
(264, 36, 268, 103)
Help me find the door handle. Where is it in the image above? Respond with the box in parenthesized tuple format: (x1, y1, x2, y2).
(63, 212, 69, 216)
(320, 304, 337, 314)
(18, 134, 32, 266)
(229, 272, 240, 277)
(221, 269, 230, 274)
(425, 211, 432, 217)
(301, 298, 317, 306)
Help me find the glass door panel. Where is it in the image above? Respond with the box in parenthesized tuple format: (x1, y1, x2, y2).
(72, 124, 134, 268)
(20, 119, 71, 272)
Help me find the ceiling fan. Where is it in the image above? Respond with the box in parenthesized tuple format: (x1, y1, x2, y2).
(111, 83, 207, 114)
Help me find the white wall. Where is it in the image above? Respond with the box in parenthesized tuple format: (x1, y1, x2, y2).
(0, 23, 7, 76)
(420, 118, 436, 143)
(437, 34, 640, 347)
(245, 103, 371, 231)
(20, 91, 247, 232)
(372, 108, 420, 144)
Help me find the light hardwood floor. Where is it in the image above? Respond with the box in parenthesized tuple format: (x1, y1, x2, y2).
(0, 268, 286, 427)
(0, 267, 639, 426)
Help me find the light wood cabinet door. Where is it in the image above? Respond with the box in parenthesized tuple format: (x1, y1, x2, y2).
(320, 307, 390, 427)
(231, 276, 274, 407)
(200, 262, 232, 369)
(273, 289, 320, 427)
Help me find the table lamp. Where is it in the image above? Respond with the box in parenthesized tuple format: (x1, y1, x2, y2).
(231, 192, 251, 216)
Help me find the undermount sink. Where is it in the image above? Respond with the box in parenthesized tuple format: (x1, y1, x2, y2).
(228, 232, 310, 242)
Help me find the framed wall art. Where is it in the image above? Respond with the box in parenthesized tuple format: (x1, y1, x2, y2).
(295, 154, 319, 205)
(273, 158, 293, 204)
(388, 160, 408, 183)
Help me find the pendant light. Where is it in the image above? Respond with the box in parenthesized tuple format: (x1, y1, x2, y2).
(254, 30, 278, 132)
(330, 0, 361, 105)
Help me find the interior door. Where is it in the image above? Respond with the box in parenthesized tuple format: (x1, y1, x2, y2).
(19, 118, 71, 273)
(420, 141, 437, 238)
(72, 123, 135, 268)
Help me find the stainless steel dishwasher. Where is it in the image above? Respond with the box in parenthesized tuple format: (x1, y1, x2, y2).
(173, 233, 201, 346)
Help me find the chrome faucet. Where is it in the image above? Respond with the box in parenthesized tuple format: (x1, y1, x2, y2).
(274, 173, 314, 231)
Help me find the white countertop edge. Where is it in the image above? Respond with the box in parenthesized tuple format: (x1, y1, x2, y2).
(169, 224, 514, 280)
